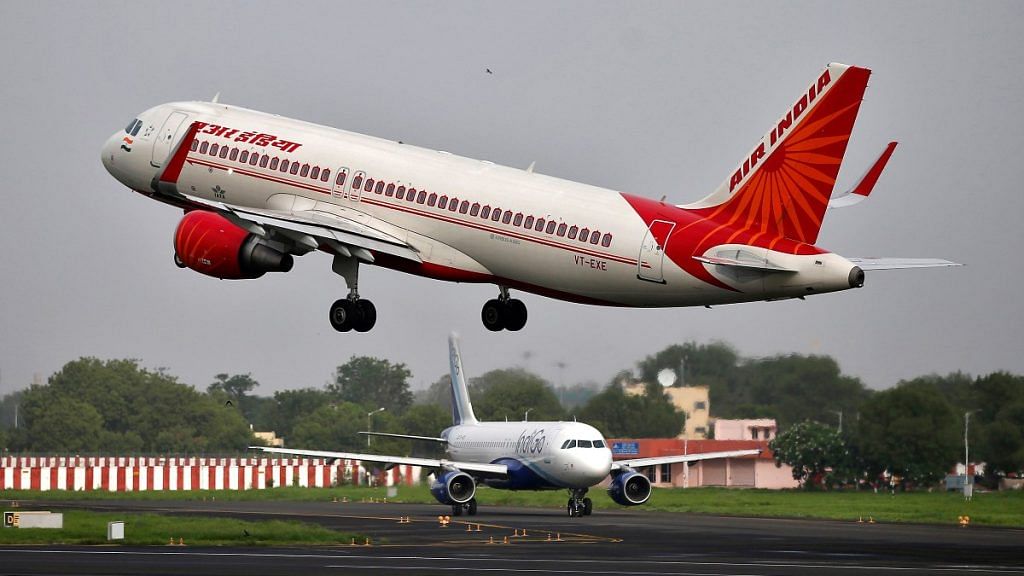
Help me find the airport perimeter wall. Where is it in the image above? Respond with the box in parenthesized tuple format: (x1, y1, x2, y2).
(0, 456, 421, 491)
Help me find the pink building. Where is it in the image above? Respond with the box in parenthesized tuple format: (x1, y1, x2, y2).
(607, 438, 798, 489)
(713, 418, 778, 441)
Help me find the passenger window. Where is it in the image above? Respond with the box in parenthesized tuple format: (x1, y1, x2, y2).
(408, 188, 417, 201)
(577, 440, 592, 448)
(568, 225, 578, 239)
(502, 211, 512, 224)
(449, 198, 459, 212)
(336, 171, 346, 186)
(270, 157, 279, 170)
(200, 141, 209, 154)
(364, 178, 374, 191)
(601, 233, 612, 247)
(220, 146, 229, 159)
(396, 186, 406, 200)
(417, 190, 427, 203)
(579, 228, 590, 242)
(239, 150, 249, 163)
(280, 159, 290, 172)
(524, 216, 534, 228)
(428, 193, 437, 206)
(190, 140, 198, 152)
(481, 206, 491, 219)
(513, 213, 523, 226)
(375, 181, 385, 194)
(290, 162, 299, 175)
(459, 200, 469, 214)
(470, 203, 480, 216)
(557, 223, 567, 236)
(229, 148, 239, 161)
(250, 153, 259, 166)
(535, 218, 545, 232)
(300, 164, 310, 177)
(353, 174, 363, 189)
(492, 209, 502, 222)
(386, 183, 395, 196)
(311, 166, 320, 179)
(438, 196, 448, 209)
(209, 143, 219, 156)
(590, 231, 600, 244)
(321, 168, 330, 182)
(546, 221, 556, 234)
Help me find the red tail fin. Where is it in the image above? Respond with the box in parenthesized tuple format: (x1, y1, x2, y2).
(686, 63, 871, 245)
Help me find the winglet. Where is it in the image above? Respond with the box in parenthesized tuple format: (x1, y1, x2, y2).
(830, 141, 897, 208)
(152, 121, 202, 196)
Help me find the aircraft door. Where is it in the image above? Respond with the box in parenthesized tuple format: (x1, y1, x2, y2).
(151, 111, 189, 168)
(348, 170, 366, 202)
(637, 220, 675, 283)
(331, 167, 350, 200)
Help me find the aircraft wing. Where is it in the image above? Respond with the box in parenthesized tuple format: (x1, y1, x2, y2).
(847, 257, 962, 270)
(358, 431, 448, 444)
(153, 120, 420, 263)
(250, 446, 507, 477)
(611, 449, 762, 471)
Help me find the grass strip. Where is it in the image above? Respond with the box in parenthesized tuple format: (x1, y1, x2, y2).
(3, 486, 1021, 528)
(0, 509, 361, 546)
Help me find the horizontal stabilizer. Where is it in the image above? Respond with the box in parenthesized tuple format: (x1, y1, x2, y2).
(829, 141, 898, 208)
(693, 255, 796, 273)
(357, 431, 448, 444)
(847, 257, 962, 270)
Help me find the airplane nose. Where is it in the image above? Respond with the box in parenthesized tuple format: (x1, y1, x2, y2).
(101, 132, 120, 175)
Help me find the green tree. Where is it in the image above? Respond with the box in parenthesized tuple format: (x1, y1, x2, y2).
(267, 387, 332, 442)
(637, 341, 739, 388)
(579, 378, 685, 438)
(208, 373, 259, 399)
(328, 356, 413, 414)
(471, 368, 564, 422)
(856, 381, 960, 487)
(290, 402, 366, 452)
(20, 396, 104, 453)
(770, 420, 852, 489)
(972, 372, 1024, 478)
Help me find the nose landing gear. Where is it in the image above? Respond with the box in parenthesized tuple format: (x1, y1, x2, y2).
(566, 488, 593, 517)
(481, 286, 527, 332)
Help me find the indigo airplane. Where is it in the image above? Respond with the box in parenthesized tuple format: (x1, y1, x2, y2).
(251, 335, 759, 517)
(101, 62, 958, 333)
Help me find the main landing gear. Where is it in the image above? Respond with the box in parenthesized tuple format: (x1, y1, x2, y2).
(451, 498, 478, 516)
(566, 488, 593, 517)
(481, 286, 527, 332)
(329, 254, 377, 332)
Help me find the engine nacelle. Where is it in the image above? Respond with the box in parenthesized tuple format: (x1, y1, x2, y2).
(607, 469, 652, 506)
(430, 470, 476, 505)
(174, 211, 293, 279)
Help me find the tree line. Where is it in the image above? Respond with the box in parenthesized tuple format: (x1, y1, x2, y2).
(0, 342, 1020, 489)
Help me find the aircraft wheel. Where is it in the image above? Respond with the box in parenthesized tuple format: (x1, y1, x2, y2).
(503, 299, 527, 331)
(467, 498, 478, 516)
(173, 253, 187, 268)
(452, 504, 463, 517)
(353, 299, 377, 332)
(481, 299, 505, 331)
(582, 497, 593, 516)
(329, 299, 355, 332)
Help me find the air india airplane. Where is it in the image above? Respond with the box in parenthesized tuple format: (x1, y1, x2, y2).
(101, 62, 958, 332)
(253, 335, 760, 517)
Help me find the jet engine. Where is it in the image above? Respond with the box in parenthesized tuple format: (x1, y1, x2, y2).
(607, 469, 652, 506)
(173, 211, 293, 279)
(430, 470, 476, 505)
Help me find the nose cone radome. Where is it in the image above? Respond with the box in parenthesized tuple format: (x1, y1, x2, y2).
(101, 132, 121, 177)
(580, 448, 613, 484)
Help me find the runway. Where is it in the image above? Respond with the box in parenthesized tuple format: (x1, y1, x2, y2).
(1, 499, 1021, 575)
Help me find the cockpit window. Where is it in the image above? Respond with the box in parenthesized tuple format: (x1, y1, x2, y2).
(125, 119, 142, 136)
(593, 439, 605, 448)
(577, 440, 593, 448)
(131, 121, 142, 137)
(561, 439, 576, 449)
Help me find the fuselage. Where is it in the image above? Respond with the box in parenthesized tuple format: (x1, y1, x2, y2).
(442, 420, 612, 490)
(102, 101, 861, 307)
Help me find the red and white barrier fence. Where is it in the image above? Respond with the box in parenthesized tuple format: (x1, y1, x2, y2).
(0, 457, 420, 491)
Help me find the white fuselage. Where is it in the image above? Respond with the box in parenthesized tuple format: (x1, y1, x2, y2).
(442, 421, 612, 490)
(102, 101, 859, 307)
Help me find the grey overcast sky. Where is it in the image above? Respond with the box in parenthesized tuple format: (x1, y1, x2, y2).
(1, 1, 1022, 396)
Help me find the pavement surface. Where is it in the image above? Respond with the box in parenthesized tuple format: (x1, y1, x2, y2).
(0, 499, 1021, 575)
